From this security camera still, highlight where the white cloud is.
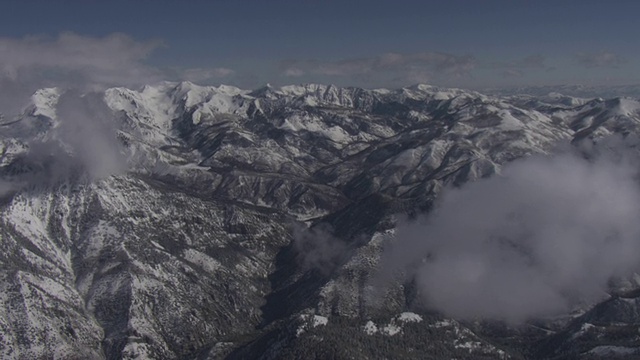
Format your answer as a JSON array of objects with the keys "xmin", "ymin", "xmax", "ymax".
[
  {"xmin": 283, "ymin": 67, "xmax": 305, "ymax": 77},
  {"xmin": 489, "ymin": 55, "xmax": 547, "ymax": 70},
  {"xmin": 0, "ymin": 32, "xmax": 164, "ymax": 87},
  {"xmin": 281, "ymin": 51, "xmax": 476, "ymax": 85},
  {"xmin": 379, "ymin": 136, "xmax": 640, "ymax": 322},
  {"xmin": 576, "ymin": 51, "xmax": 625, "ymax": 68},
  {"xmin": 180, "ymin": 67, "xmax": 235, "ymax": 82}
]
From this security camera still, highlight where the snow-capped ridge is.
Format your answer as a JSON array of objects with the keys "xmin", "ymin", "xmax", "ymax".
[
  {"xmin": 30, "ymin": 88, "xmax": 61, "ymax": 120},
  {"xmin": 5, "ymin": 80, "xmax": 640, "ymax": 359}
]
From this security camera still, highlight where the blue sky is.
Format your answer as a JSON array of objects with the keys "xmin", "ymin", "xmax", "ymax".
[{"xmin": 0, "ymin": 0, "xmax": 638, "ymax": 90}]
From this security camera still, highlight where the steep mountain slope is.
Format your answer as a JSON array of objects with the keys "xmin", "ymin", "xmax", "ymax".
[{"xmin": 1, "ymin": 82, "xmax": 640, "ymax": 359}]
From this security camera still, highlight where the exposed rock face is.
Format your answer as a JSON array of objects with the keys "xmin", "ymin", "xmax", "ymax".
[{"xmin": 2, "ymin": 82, "xmax": 640, "ymax": 359}]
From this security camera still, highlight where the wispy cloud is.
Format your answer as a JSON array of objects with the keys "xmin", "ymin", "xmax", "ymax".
[
  {"xmin": 0, "ymin": 32, "xmax": 164, "ymax": 87},
  {"xmin": 0, "ymin": 32, "xmax": 234, "ymax": 116},
  {"xmin": 179, "ymin": 67, "xmax": 235, "ymax": 82},
  {"xmin": 281, "ymin": 51, "xmax": 476, "ymax": 85},
  {"xmin": 0, "ymin": 32, "xmax": 238, "ymax": 88},
  {"xmin": 487, "ymin": 55, "xmax": 550, "ymax": 79},
  {"xmin": 282, "ymin": 67, "xmax": 305, "ymax": 77},
  {"xmin": 489, "ymin": 54, "xmax": 547, "ymax": 70},
  {"xmin": 0, "ymin": 32, "xmax": 161, "ymax": 115},
  {"xmin": 575, "ymin": 51, "xmax": 625, "ymax": 68},
  {"xmin": 501, "ymin": 69, "xmax": 524, "ymax": 78},
  {"xmin": 0, "ymin": 90, "xmax": 127, "ymax": 195},
  {"xmin": 0, "ymin": 32, "xmax": 238, "ymax": 188},
  {"xmin": 293, "ymin": 223, "xmax": 348, "ymax": 274}
]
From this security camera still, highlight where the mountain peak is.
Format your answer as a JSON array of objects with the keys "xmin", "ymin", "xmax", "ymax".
[{"xmin": 30, "ymin": 87, "xmax": 61, "ymax": 119}]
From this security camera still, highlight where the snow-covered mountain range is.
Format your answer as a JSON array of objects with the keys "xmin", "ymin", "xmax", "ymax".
[{"xmin": 2, "ymin": 81, "xmax": 640, "ymax": 359}]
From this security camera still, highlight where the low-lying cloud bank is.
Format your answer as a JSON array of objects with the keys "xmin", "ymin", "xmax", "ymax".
[{"xmin": 380, "ymin": 137, "xmax": 640, "ymax": 322}]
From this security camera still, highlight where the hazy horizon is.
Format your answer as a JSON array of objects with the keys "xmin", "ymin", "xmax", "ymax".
[{"xmin": 1, "ymin": 0, "xmax": 638, "ymax": 92}]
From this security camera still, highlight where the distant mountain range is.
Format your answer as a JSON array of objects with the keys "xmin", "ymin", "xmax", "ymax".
[{"xmin": 484, "ymin": 83, "xmax": 640, "ymax": 99}]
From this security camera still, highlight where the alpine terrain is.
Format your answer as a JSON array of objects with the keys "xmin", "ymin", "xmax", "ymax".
[{"xmin": 2, "ymin": 81, "xmax": 640, "ymax": 359}]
